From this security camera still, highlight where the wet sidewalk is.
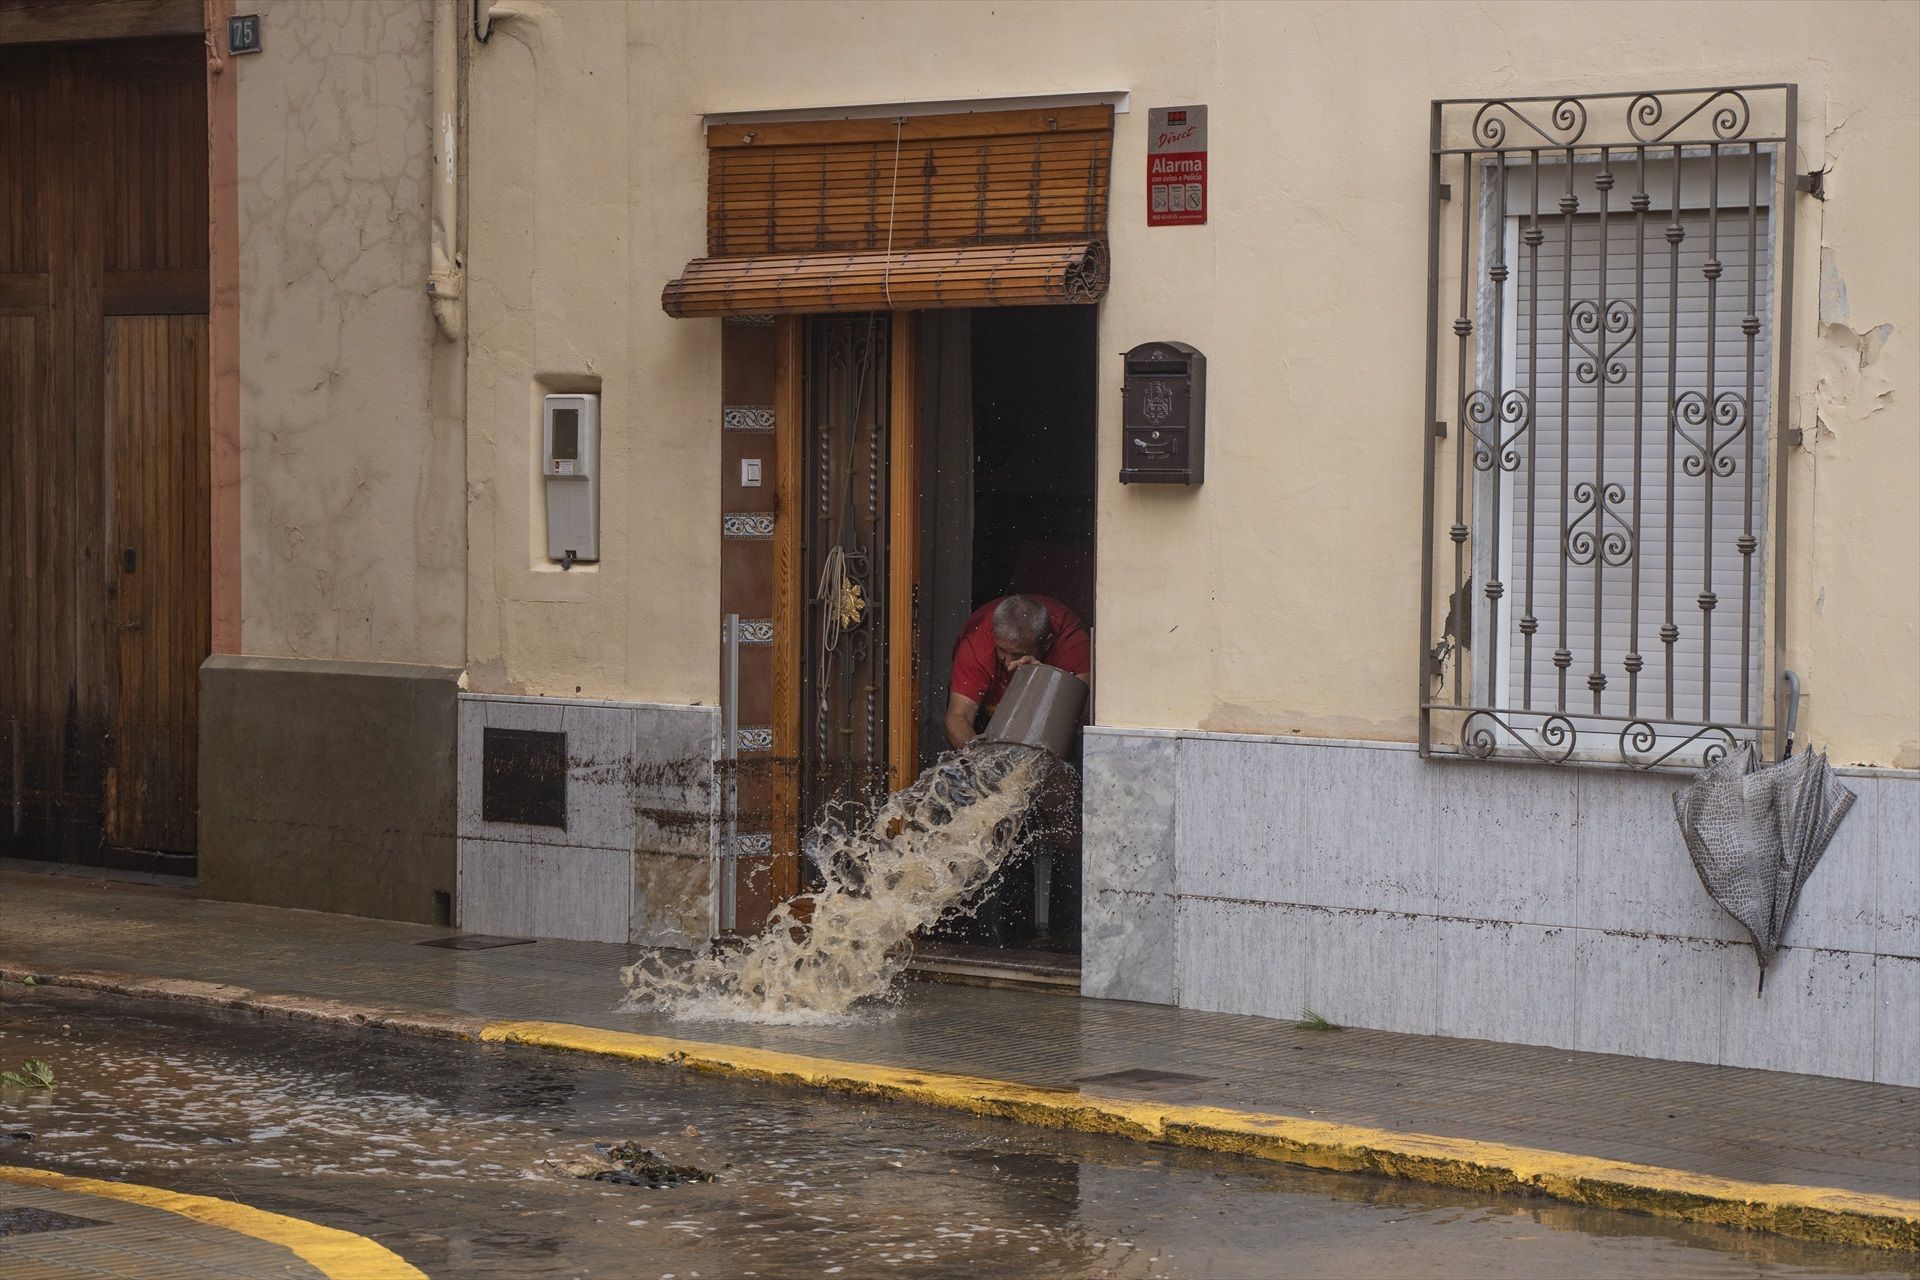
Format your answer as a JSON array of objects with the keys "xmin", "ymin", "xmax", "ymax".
[{"xmin": 1, "ymin": 868, "xmax": 1915, "ymax": 1246}]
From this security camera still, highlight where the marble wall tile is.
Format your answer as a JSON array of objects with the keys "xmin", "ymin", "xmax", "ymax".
[
  {"xmin": 1082, "ymin": 731, "xmax": 1177, "ymax": 899},
  {"xmin": 633, "ymin": 704, "xmax": 720, "ymax": 859},
  {"xmin": 1177, "ymin": 897, "xmax": 1306, "ymax": 1022},
  {"xmin": 1869, "ymin": 775, "xmax": 1920, "ymax": 957},
  {"xmin": 558, "ymin": 700, "xmax": 640, "ymax": 853},
  {"xmin": 1572, "ymin": 930, "xmax": 1739, "ymax": 1066},
  {"xmin": 1781, "ymin": 790, "xmax": 1879, "ymax": 954},
  {"xmin": 1430, "ymin": 761, "xmax": 1577, "ymax": 926},
  {"xmin": 1081, "ymin": 889, "xmax": 1176, "ymax": 1006},
  {"xmin": 1176, "ymin": 737, "xmax": 1436, "ymax": 916},
  {"xmin": 1872, "ymin": 954, "xmax": 1920, "ymax": 1086},
  {"xmin": 632, "ymin": 852, "xmax": 713, "ymax": 949},
  {"xmin": 1718, "ymin": 945, "xmax": 1875, "ymax": 1080},
  {"xmin": 1434, "ymin": 919, "xmax": 1576, "ymax": 1048},
  {"xmin": 1179, "ymin": 897, "xmax": 1436, "ymax": 1034},
  {"xmin": 1574, "ymin": 768, "xmax": 1747, "ymax": 944},
  {"xmin": 458, "ymin": 838, "xmax": 631, "ymax": 943}
]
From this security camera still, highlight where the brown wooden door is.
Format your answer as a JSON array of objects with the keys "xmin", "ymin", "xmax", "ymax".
[{"xmin": 0, "ymin": 37, "xmax": 209, "ymax": 865}]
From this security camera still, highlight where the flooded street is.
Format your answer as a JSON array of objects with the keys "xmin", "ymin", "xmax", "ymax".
[{"xmin": 0, "ymin": 985, "xmax": 1909, "ymax": 1279}]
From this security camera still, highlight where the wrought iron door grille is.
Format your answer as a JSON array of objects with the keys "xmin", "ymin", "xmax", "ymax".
[{"xmin": 1419, "ymin": 86, "xmax": 1798, "ymax": 770}]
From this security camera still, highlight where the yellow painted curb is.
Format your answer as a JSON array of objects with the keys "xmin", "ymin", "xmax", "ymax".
[
  {"xmin": 483, "ymin": 1019, "xmax": 1920, "ymax": 1252},
  {"xmin": 0, "ymin": 1164, "xmax": 426, "ymax": 1278}
]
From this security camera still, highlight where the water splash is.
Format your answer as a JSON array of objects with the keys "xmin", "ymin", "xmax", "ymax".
[{"xmin": 623, "ymin": 743, "xmax": 1053, "ymax": 1024}]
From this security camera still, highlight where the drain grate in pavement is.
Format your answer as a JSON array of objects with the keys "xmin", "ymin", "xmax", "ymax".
[
  {"xmin": 416, "ymin": 934, "xmax": 536, "ymax": 950},
  {"xmin": 0, "ymin": 1206, "xmax": 108, "ymax": 1237},
  {"xmin": 1076, "ymin": 1068, "xmax": 1213, "ymax": 1089}
]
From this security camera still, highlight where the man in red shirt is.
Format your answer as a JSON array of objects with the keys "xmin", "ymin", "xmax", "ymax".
[{"xmin": 944, "ymin": 594, "xmax": 1091, "ymax": 749}]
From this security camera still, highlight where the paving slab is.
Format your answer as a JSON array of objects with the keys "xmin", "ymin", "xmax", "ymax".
[{"xmin": 0, "ymin": 868, "xmax": 1915, "ymax": 1251}]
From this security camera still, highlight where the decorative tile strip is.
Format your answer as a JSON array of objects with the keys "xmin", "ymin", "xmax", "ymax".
[
  {"xmin": 722, "ymin": 513, "xmax": 775, "ymax": 540},
  {"xmin": 723, "ymin": 405, "xmax": 776, "ymax": 432},
  {"xmin": 722, "ymin": 618, "xmax": 774, "ymax": 646},
  {"xmin": 736, "ymin": 726, "xmax": 772, "ymax": 753},
  {"xmin": 732, "ymin": 832, "xmax": 772, "ymax": 857},
  {"xmin": 723, "ymin": 314, "xmax": 776, "ymax": 326}
]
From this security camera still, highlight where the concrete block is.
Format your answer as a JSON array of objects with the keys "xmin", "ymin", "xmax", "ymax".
[
  {"xmin": 1873, "ymin": 954, "xmax": 1920, "ymax": 1086},
  {"xmin": 458, "ymin": 838, "xmax": 631, "ymax": 944},
  {"xmin": 1431, "ymin": 760, "xmax": 1577, "ymax": 926},
  {"xmin": 199, "ymin": 655, "xmax": 458, "ymax": 925},
  {"xmin": 1081, "ymin": 888, "xmax": 1177, "ymax": 1005},
  {"xmin": 1434, "ymin": 919, "xmax": 1576, "ymax": 1048},
  {"xmin": 1719, "ymin": 944, "xmax": 1875, "ymax": 1080}
]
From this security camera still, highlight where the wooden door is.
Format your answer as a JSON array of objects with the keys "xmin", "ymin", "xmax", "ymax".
[{"xmin": 0, "ymin": 37, "xmax": 209, "ymax": 864}]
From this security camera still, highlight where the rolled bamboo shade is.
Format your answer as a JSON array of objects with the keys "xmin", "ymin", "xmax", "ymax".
[
  {"xmin": 662, "ymin": 241, "xmax": 1108, "ymax": 318},
  {"xmin": 665, "ymin": 104, "xmax": 1113, "ymax": 317}
]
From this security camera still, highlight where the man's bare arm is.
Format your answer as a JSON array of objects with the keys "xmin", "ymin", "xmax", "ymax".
[{"xmin": 945, "ymin": 691, "xmax": 981, "ymax": 749}]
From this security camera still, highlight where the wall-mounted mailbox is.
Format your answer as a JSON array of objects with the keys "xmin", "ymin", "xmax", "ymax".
[
  {"xmin": 542, "ymin": 393, "xmax": 600, "ymax": 566},
  {"xmin": 1121, "ymin": 341, "xmax": 1205, "ymax": 485}
]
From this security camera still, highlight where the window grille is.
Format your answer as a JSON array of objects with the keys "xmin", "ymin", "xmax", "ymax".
[{"xmin": 1419, "ymin": 87, "xmax": 1799, "ymax": 770}]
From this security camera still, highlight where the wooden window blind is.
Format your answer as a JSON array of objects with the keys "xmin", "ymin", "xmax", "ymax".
[{"xmin": 664, "ymin": 104, "xmax": 1113, "ymax": 318}]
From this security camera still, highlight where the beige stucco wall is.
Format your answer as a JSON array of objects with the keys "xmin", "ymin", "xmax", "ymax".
[
  {"xmin": 236, "ymin": 0, "xmax": 465, "ymax": 665},
  {"xmin": 462, "ymin": 0, "xmax": 1918, "ymax": 767}
]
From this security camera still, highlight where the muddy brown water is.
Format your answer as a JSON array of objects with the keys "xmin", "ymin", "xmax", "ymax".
[{"xmin": 0, "ymin": 985, "xmax": 1911, "ymax": 1279}]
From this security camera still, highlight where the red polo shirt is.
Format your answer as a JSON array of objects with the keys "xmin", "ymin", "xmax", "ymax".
[{"xmin": 950, "ymin": 595, "xmax": 1091, "ymax": 714}]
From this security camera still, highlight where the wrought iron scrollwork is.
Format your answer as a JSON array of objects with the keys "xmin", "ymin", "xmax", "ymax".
[
  {"xmin": 1626, "ymin": 89, "xmax": 1752, "ymax": 144},
  {"xmin": 1565, "ymin": 482, "xmax": 1635, "ymax": 567},
  {"xmin": 1464, "ymin": 389, "xmax": 1531, "ymax": 472},
  {"xmin": 1471, "ymin": 98, "xmax": 1588, "ymax": 150},
  {"xmin": 1672, "ymin": 390, "xmax": 1749, "ymax": 478},
  {"xmin": 1568, "ymin": 299, "xmax": 1637, "ymax": 386},
  {"xmin": 1619, "ymin": 720, "xmax": 1738, "ymax": 769},
  {"xmin": 1461, "ymin": 710, "xmax": 1579, "ymax": 764}
]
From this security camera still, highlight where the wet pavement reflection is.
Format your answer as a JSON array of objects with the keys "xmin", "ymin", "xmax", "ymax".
[{"xmin": 0, "ymin": 986, "xmax": 1910, "ymax": 1278}]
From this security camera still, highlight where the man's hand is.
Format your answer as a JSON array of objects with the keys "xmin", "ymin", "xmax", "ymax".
[
  {"xmin": 1004, "ymin": 654, "xmax": 1040, "ymax": 672},
  {"xmin": 945, "ymin": 691, "xmax": 982, "ymax": 750}
]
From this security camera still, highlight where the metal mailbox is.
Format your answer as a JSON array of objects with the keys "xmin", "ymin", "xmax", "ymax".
[{"xmin": 1120, "ymin": 340, "xmax": 1205, "ymax": 485}]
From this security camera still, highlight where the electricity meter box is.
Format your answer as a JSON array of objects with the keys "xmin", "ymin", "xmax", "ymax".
[
  {"xmin": 542, "ymin": 393, "xmax": 600, "ymax": 564},
  {"xmin": 1120, "ymin": 341, "xmax": 1206, "ymax": 485}
]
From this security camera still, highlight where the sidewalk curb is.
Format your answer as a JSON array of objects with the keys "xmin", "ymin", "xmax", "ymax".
[
  {"xmin": 480, "ymin": 1020, "xmax": 1920, "ymax": 1253},
  {"xmin": 7, "ymin": 969, "xmax": 1915, "ymax": 1252},
  {"xmin": 0, "ymin": 1164, "xmax": 424, "ymax": 1279}
]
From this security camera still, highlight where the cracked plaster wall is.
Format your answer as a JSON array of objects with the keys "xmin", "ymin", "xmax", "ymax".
[
  {"xmin": 462, "ymin": 1, "xmax": 1916, "ymax": 766},
  {"xmin": 236, "ymin": 0, "xmax": 464, "ymax": 665}
]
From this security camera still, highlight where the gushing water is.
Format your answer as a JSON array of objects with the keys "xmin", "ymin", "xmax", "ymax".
[{"xmin": 622, "ymin": 743, "xmax": 1052, "ymax": 1024}]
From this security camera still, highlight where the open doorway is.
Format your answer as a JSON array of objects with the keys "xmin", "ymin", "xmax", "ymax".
[{"xmin": 916, "ymin": 306, "xmax": 1099, "ymax": 962}]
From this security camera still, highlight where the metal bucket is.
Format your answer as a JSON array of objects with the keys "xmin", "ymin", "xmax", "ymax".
[{"xmin": 976, "ymin": 664, "xmax": 1087, "ymax": 759}]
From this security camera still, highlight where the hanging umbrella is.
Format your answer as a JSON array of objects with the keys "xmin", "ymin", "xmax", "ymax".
[{"xmin": 1672, "ymin": 745, "xmax": 1857, "ymax": 991}]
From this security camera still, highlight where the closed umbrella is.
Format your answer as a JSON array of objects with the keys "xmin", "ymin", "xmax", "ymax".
[{"xmin": 1672, "ymin": 746, "xmax": 1857, "ymax": 991}]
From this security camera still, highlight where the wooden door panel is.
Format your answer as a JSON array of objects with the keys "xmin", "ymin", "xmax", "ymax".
[{"xmin": 104, "ymin": 314, "xmax": 209, "ymax": 851}]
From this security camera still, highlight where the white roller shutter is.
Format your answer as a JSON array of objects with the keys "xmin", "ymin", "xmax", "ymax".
[{"xmin": 1500, "ymin": 202, "xmax": 1773, "ymax": 731}]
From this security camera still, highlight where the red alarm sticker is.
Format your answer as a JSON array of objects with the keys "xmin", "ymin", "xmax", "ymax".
[{"xmin": 1147, "ymin": 104, "xmax": 1207, "ymax": 227}]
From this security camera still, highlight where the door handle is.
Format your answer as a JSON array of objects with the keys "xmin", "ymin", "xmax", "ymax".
[{"xmin": 122, "ymin": 547, "xmax": 137, "ymax": 573}]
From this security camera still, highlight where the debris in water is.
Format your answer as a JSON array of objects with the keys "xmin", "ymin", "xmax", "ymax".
[
  {"xmin": 623, "ymin": 743, "xmax": 1057, "ymax": 1023},
  {"xmin": 546, "ymin": 1143, "xmax": 717, "ymax": 1189}
]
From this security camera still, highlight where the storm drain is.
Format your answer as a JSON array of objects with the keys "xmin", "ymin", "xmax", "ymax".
[
  {"xmin": 0, "ymin": 1206, "xmax": 107, "ymax": 1237},
  {"xmin": 417, "ymin": 934, "xmax": 535, "ymax": 950},
  {"xmin": 1076, "ymin": 1068, "xmax": 1213, "ymax": 1090}
]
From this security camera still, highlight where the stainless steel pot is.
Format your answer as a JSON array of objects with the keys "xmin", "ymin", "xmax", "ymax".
[{"xmin": 976, "ymin": 663, "xmax": 1088, "ymax": 759}]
